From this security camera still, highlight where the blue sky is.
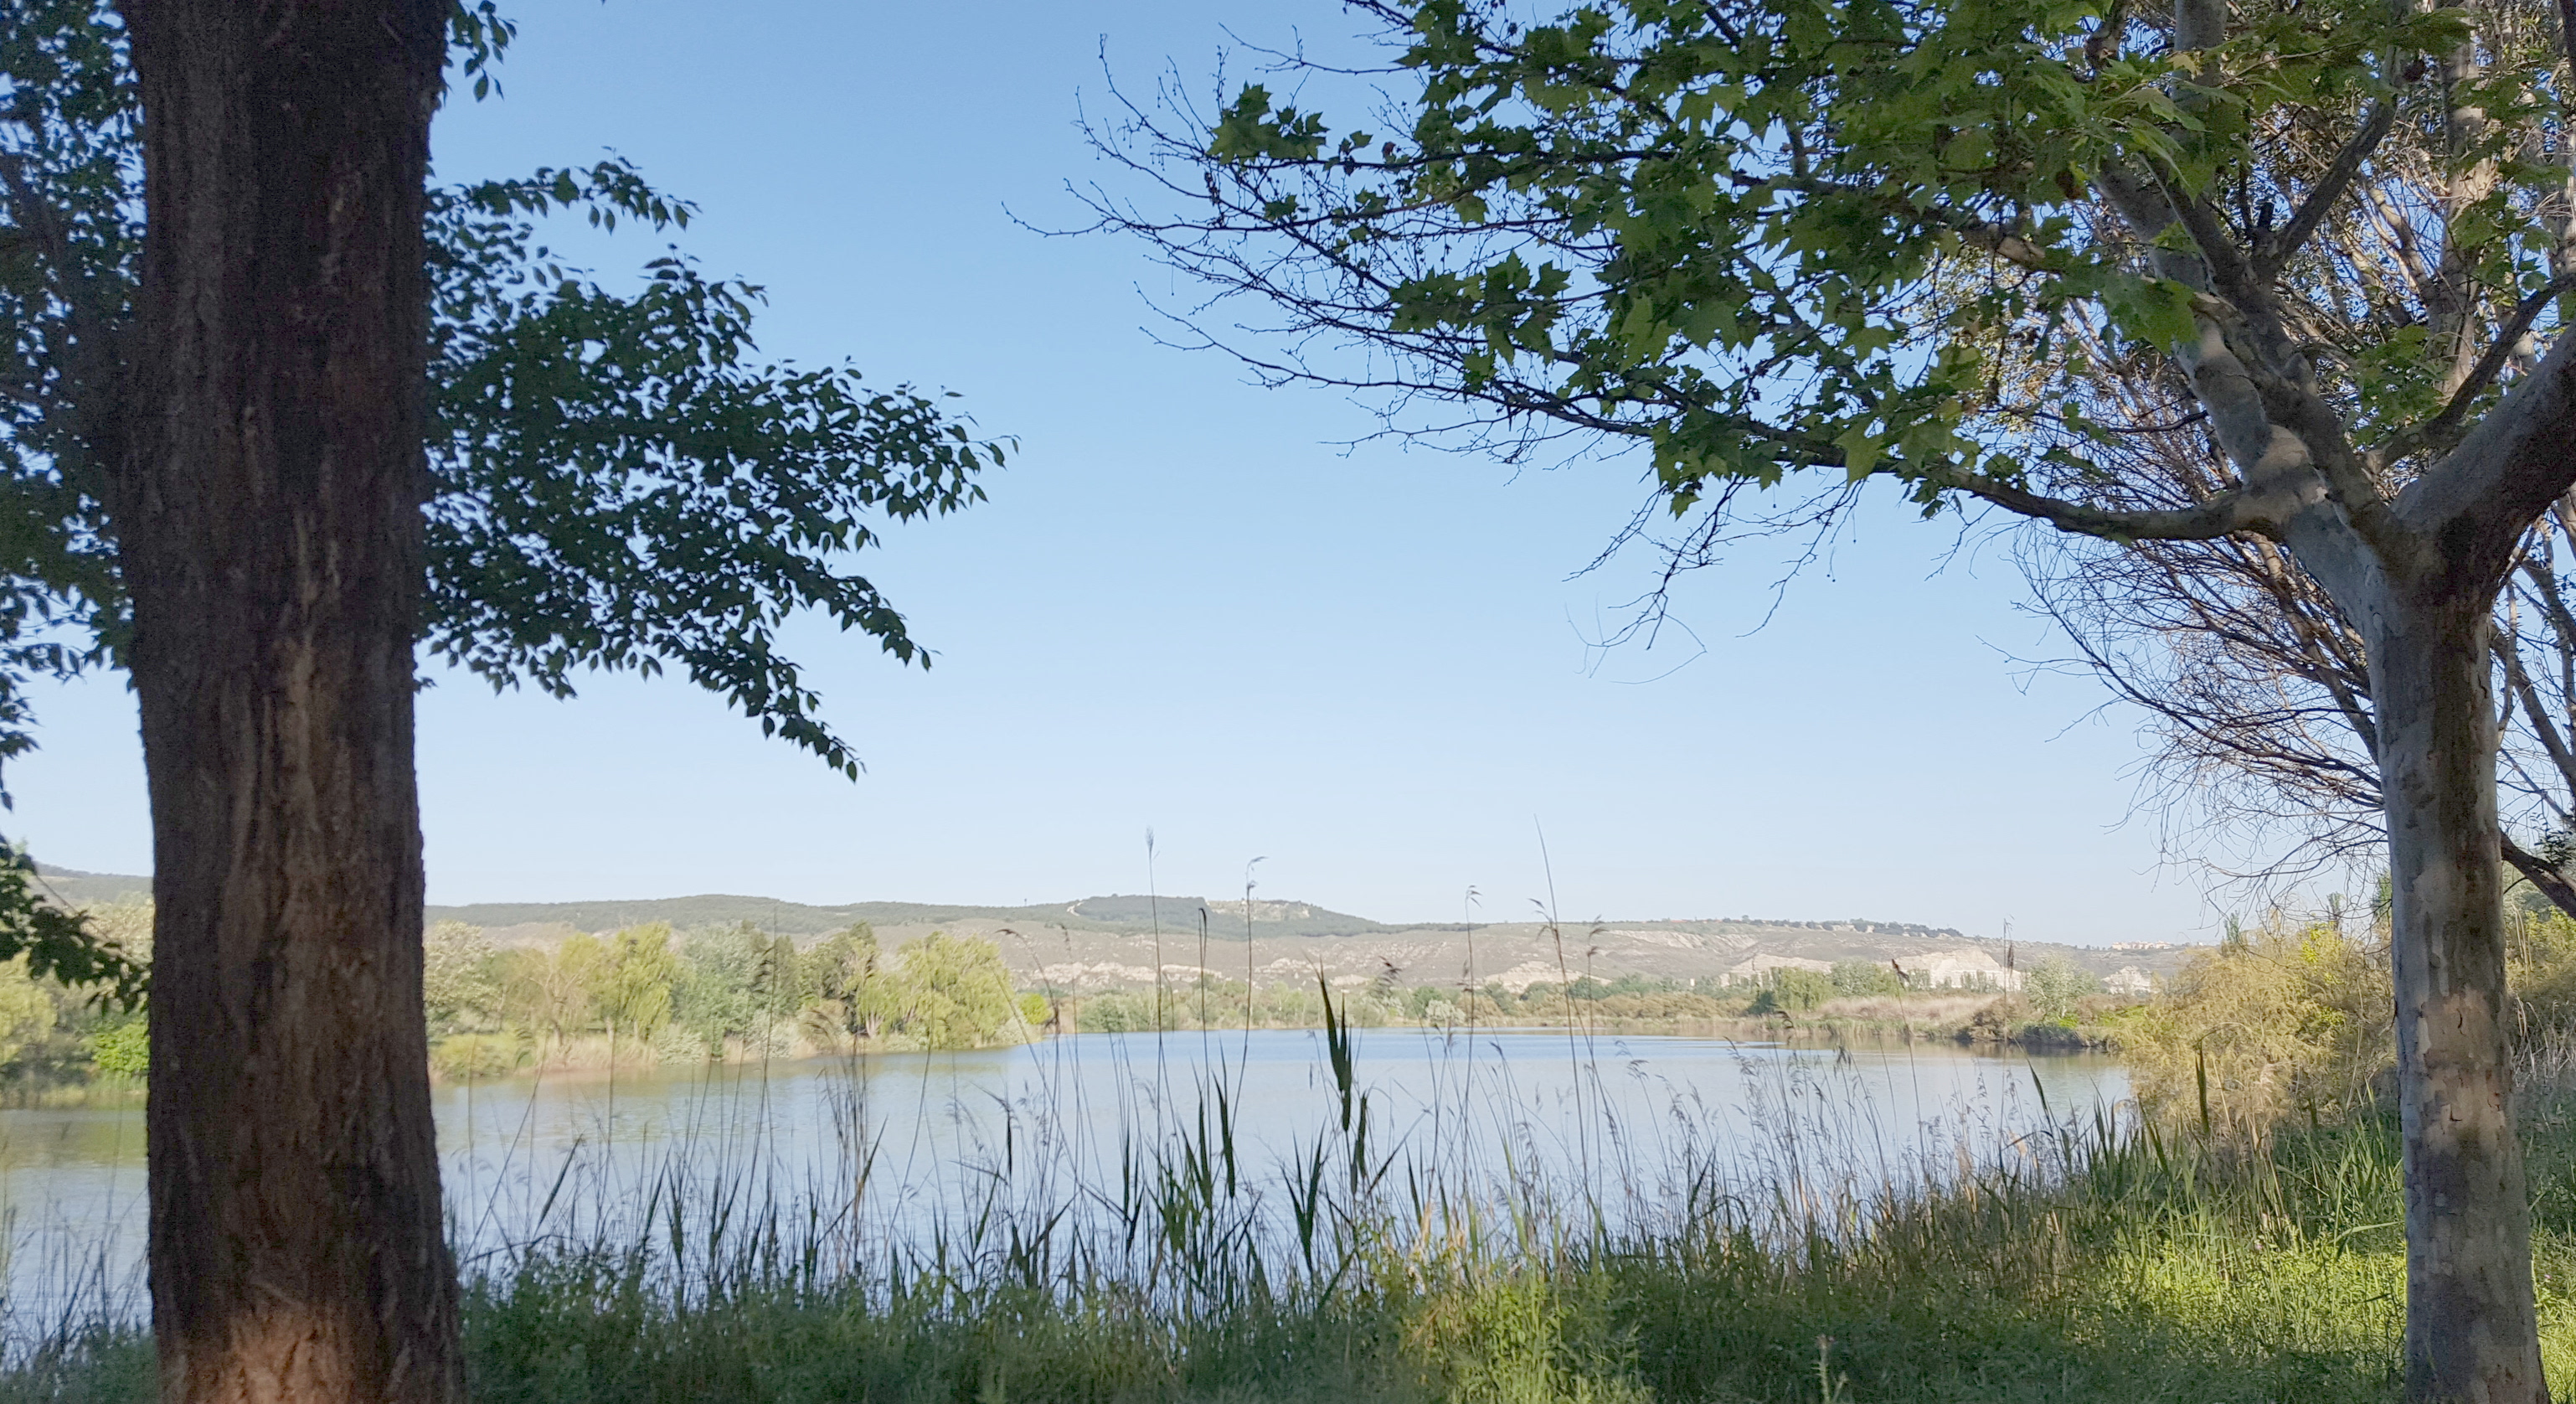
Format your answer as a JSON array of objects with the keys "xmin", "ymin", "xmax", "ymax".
[{"xmin": 10, "ymin": 0, "xmax": 2246, "ymax": 942}]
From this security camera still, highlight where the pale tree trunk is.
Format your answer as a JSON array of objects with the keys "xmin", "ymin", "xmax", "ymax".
[
  {"xmin": 2078, "ymin": 2, "xmax": 2572, "ymax": 1386},
  {"xmin": 2372, "ymin": 590, "xmax": 2547, "ymax": 1403},
  {"xmin": 109, "ymin": 3, "xmax": 462, "ymax": 1403}
]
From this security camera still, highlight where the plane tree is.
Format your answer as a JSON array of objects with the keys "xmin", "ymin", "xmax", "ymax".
[
  {"xmin": 2015, "ymin": 309, "xmax": 2576, "ymax": 916},
  {"xmin": 1086, "ymin": 0, "xmax": 2576, "ymax": 1396},
  {"xmin": 0, "ymin": 2, "xmax": 999, "ymax": 1399}
]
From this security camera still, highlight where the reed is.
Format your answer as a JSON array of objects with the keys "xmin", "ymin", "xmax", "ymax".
[{"xmin": 4, "ymin": 1009, "xmax": 2570, "ymax": 1403}]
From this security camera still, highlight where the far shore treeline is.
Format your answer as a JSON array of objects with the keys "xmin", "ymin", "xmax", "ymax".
[
  {"xmin": 13, "ymin": 890, "xmax": 2560, "ymax": 1129},
  {"xmin": 23, "ymin": 896, "xmax": 2576, "ymax": 1110},
  {"xmin": 16, "ymin": 900, "xmax": 2141, "ymax": 1091}
]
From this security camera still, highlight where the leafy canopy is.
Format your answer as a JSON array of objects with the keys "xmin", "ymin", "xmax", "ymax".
[
  {"xmin": 1105, "ymin": 0, "xmax": 2559, "ymax": 528},
  {"xmin": 1, "ymin": 0, "xmax": 1002, "ymax": 782},
  {"xmin": 0, "ymin": 2, "xmax": 1004, "ymax": 989}
]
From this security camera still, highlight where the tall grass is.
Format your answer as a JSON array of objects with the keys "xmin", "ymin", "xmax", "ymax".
[{"xmin": 3, "ymin": 1004, "xmax": 2568, "ymax": 1403}]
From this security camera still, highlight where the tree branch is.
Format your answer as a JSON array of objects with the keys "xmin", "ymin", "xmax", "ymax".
[
  {"xmin": 1946, "ymin": 468, "xmax": 2283, "ymax": 541},
  {"xmin": 2152, "ymin": 166, "xmax": 2261, "ymax": 304},
  {"xmin": 2395, "ymin": 310, "xmax": 2576, "ymax": 589},
  {"xmin": 1955, "ymin": 219, "xmax": 2056, "ymax": 272},
  {"xmin": 0, "ymin": 147, "xmax": 124, "ymax": 495},
  {"xmin": 2376, "ymin": 274, "xmax": 2576, "ymax": 467},
  {"xmin": 2502, "ymin": 833, "xmax": 2576, "ymax": 920},
  {"xmin": 2098, "ymin": 162, "xmax": 2406, "ymax": 569},
  {"xmin": 2504, "ymin": 637, "xmax": 2576, "ymax": 804},
  {"xmin": 2254, "ymin": 101, "xmax": 2396, "ymax": 281}
]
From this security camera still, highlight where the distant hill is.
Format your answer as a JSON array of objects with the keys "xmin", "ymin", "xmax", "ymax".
[
  {"xmin": 28, "ymin": 870, "xmax": 1396, "ymax": 940},
  {"xmin": 29, "ymin": 865, "xmax": 152, "ymax": 908},
  {"xmin": 28, "ymin": 865, "xmax": 2201, "ymax": 988},
  {"xmin": 421, "ymin": 892, "xmax": 1399, "ymax": 940}
]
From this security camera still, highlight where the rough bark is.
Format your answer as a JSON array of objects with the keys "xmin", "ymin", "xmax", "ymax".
[
  {"xmin": 108, "ymin": 3, "xmax": 461, "ymax": 1403},
  {"xmin": 2372, "ymin": 589, "xmax": 2547, "ymax": 1404}
]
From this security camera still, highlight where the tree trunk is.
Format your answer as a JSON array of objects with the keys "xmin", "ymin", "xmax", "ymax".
[
  {"xmin": 2372, "ymin": 589, "xmax": 2549, "ymax": 1404},
  {"xmin": 110, "ymin": 3, "xmax": 461, "ymax": 1403}
]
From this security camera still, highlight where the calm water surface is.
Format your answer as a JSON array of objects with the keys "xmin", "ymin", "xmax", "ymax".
[{"xmin": 0, "ymin": 1029, "xmax": 2125, "ymax": 1330}]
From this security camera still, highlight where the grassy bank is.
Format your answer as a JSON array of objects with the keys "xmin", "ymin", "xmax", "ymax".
[
  {"xmin": 8, "ymin": 1041, "xmax": 2576, "ymax": 1404},
  {"xmin": 0, "ymin": 1108, "xmax": 2531, "ymax": 1402}
]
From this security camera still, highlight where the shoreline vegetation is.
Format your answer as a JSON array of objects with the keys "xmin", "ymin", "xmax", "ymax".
[
  {"xmin": 0, "ymin": 895, "xmax": 2429, "ymax": 1107},
  {"xmin": 8, "ymin": 906, "xmax": 2576, "ymax": 1398},
  {"xmin": 0, "ymin": 901, "xmax": 2146, "ymax": 1107},
  {"xmin": 19, "ymin": 891, "xmax": 2562, "ymax": 1105}
]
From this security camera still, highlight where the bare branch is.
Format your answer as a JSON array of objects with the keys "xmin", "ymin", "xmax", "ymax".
[
  {"xmin": 2504, "ymin": 639, "xmax": 2576, "ymax": 804},
  {"xmin": 2502, "ymin": 834, "xmax": 2576, "ymax": 918},
  {"xmin": 2255, "ymin": 101, "xmax": 2396, "ymax": 281},
  {"xmin": 1946, "ymin": 467, "xmax": 2280, "ymax": 541}
]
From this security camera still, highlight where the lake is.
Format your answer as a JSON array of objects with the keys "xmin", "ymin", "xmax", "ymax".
[{"xmin": 0, "ymin": 1028, "xmax": 2126, "ymax": 1332}]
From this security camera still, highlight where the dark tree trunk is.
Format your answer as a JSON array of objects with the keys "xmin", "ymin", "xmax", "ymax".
[
  {"xmin": 2372, "ymin": 589, "xmax": 2548, "ymax": 1404},
  {"xmin": 109, "ymin": 3, "xmax": 461, "ymax": 1403}
]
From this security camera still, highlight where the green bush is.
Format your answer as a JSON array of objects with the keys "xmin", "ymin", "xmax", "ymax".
[
  {"xmin": 1830, "ymin": 959, "xmax": 1905, "ymax": 998},
  {"xmin": 87, "ymin": 1018, "xmax": 146, "ymax": 1078},
  {"xmin": 1751, "ymin": 967, "xmax": 1833, "ymax": 1014},
  {"xmin": 2024, "ymin": 956, "xmax": 2099, "ymax": 1023},
  {"xmin": 430, "ymin": 1032, "xmax": 528, "ymax": 1081},
  {"xmin": 2123, "ymin": 921, "xmax": 2389, "ymax": 1131}
]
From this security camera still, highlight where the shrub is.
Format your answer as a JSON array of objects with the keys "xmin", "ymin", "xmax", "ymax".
[
  {"xmin": 1075, "ymin": 990, "xmax": 1161, "ymax": 1034},
  {"xmin": 1750, "ymin": 968, "xmax": 1832, "ymax": 1015},
  {"xmin": 2023, "ymin": 957, "xmax": 2099, "ymax": 1023},
  {"xmin": 88, "ymin": 1017, "xmax": 147, "ymax": 1078},
  {"xmin": 432, "ymin": 1032, "xmax": 528, "ymax": 1081},
  {"xmin": 2121, "ymin": 921, "xmax": 2389, "ymax": 1133},
  {"xmin": 1831, "ymin": 959, "xmax": 1905, "ymax": 998},
  {"xmin": 0, "ymin": 955, "xmax": 57, "ymax": 1066}
]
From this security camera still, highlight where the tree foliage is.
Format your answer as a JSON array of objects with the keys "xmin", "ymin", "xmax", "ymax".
[
  {"xmin": 0, "ymin": 0, "xmax": 1003, "ymax": 981},
  {"xmin": 1750, "ymin": 966, "xmax": 1833, "ymax": 1013},
  {"xmin": 890, "ymin": 932, "xmax": 1026, "ymax": 1050},
  {"xmin": 2022, "ymin": 954, "xmax": 2100, "ymax": 1020},
  {"xmin": 423, "ymin": 164, "xmax": 997, "ymax": 776},
  {"xmin": 1830, "ymin": 958, "xmax": 1906, "ymax": 997},
  {"xmin": 417, "ymin": 921, "xmax": 1028, "ymax": 1065},
  {"xmin": 599, "ymin": 923, "xmax": 679, "ymax": 1047},
  {"xmin": 424, "ymin": 920, "xmax": 500, "ymax": 1040},
  {"xmin": 672, "ymin": 922, "xmax": 808, "ymax": 1052},
  {"xmin": 1091, "ymin": 0, "xmax": 2566, "ymax": 559}
]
